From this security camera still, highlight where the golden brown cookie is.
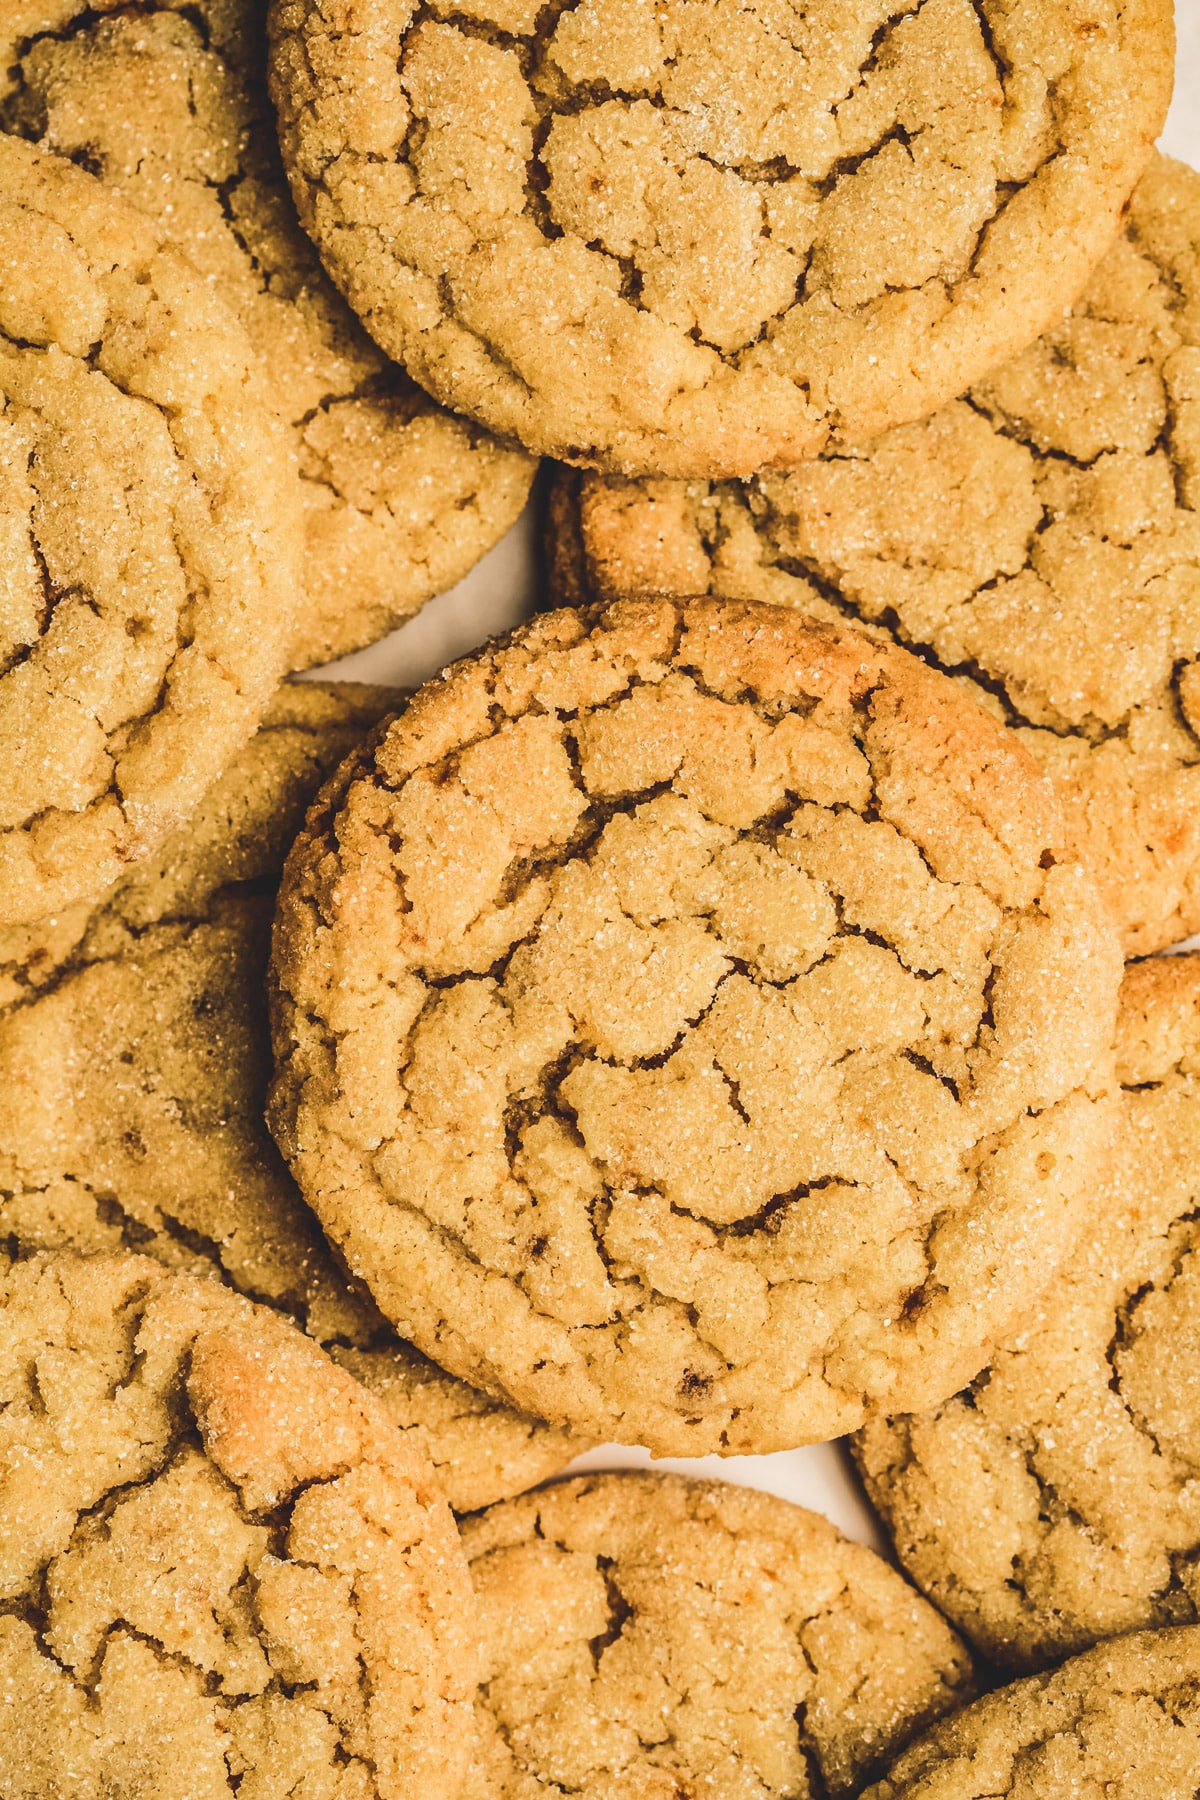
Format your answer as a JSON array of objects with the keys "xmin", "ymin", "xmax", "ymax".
[
  {"xmin": 547, "ymin": 154, "xmax": 1200, "ymax": 955},
  {"xmin": 0, "ymin": 682, "xmax": 586, "ymax": 1513},
  {"xmin": 460, "ymin": 1472, "xmax": 974, "ymax": 1798},
  {"xmin": 268, "ymin": 597, "xmax": 1122, "ymax": 1456},
  {"xmin": 860, "ymin": 1627, "xmax": 1200, "ymax": 1800},
  {"xmin": 266, "ymin": 0, "xmax": 1172, "ymax": 479},
  {"xmin": 2, "ymin": 0, "xmax": 536, "ymax": 671},
  {"xmin": 0, "ymin": 1249, "xmax": 477, "ymax": 1800},
  {"xmin": 0, "ymin": 131, "xmax": 299, "ymax": 927},
  {"xmin": 853, "ymin": 951, "xmax": 1200, "ymax": 1670}
]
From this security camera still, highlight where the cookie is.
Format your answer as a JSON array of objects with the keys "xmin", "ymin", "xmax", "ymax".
[
  {"xmin": 268, "ymin": 597, "xmax": 1122, "ymax": 1456},
  {"xmin": 547, "ymin": 153, "xmax": 1200, "ymax": 955},
  {"xmin": 267, "ymin": 0, "xmax": 1171, "ymax": 479},
  {"xmin": 853, "ymin": 951, "xmax": 1200, "ymax": 1670},
  {"xmin": 2, "ymin": 1, "xmax": 536, "ymax": 670},
  {"xmin": 860, "ymin": 1627, "xmax": 1200, "ymax": 1800},
  {"xmin": 0, "ymin": 682, "xmax": 587, "ymax": 1513},
  {"xmin": 0, "ymin": 132, "xmax": 299, "ymax": 928},
  {"xmin": 0, "ymin": 1248, "xmax": 476, "ymax": 1800},
  {"xmin": 460, "ymin": 1472, "xmax": 974, "ymax": 1798}
]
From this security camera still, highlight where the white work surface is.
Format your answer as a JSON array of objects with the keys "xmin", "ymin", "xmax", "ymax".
[{"xmin": 299, "ymin": 55, "xmax": 1200, "ymax": 1547}]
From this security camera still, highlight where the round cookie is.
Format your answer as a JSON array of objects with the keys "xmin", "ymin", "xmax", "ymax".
[
  {"xmin": 547, "ymin": 154, "xmax": 1200, "ymax": 955},
  {"xmin": 268, "ymin": 597, "xmax": 1122, "ymax": 1455},
  {"xmin": 860, "ymin": 1627, "xmax": 1200, "ymax": 1800},
  {"xmin": 0, "ymin": 681, "xmax": 587, "ymax": 1514},
  {"xmin": 0, "ymin": 131, "xmax": 299, "ymax": 928},
  {"xmin": 267, "ymin": 0, "xmax": 1172, "ymax": 479},
  {"xmin": 460, "ymin": 1472, "xmax": 975, "ymax": 1798},
  {"xmin": 2, "ymin": 0, "xmax": 536, "ymax": 670},
  {"xmin": 0, "ymin": 1248, "xmax": 477, "ymax": 1800},
  {"xmin": 853, "ymin": 951, "xmax": 1200, "ymax": 1670}
]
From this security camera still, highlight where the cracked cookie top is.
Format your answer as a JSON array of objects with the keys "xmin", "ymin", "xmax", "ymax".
[
  {"xmin": 0, "ymin": 682, "xmax": 587, "ymax": 1514},
  {"xmin": 0, "ymin": 131, "xmax": 299, "ymax": 928},
  {"xmin": 853, "ymin": 951, "xmax": 1200, "ymax": 1671},
  {"xmin": 860, "ymin": 1627, "xmax": 1200, "ymax": 1799},
  {"xmin": 266, "ymin": 0, "xmax": 1171, "ymax": 478},
  {"xmin": 458, "ymin": 1472, "xmax": 974, "ymax": 1798},
  {"xmin": 268, "ymin": 598, "xmax": 1122, "ymax": 1455},
  {"xmin": 547, "ymin": 153, "xmax": 1200, "ymax": 955},
  {"xmin": 0, "ymin": 1250, "xmax": 477, "ymax": 1800},
  {"xmin": 1, "ymin": 0, "xmax": 535, "ymax": 670}
]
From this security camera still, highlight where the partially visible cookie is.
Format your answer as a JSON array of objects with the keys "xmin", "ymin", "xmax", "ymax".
[
  {"xmin": 269, "ymin": 597, "xmax": 1122, "ymax": 1456},
  {"xmin": 2, "ymin": 0, "xmax": 535, "ymax": 669},
  {"xmin": 0, "ymin": 1250, "xmax": 477, "ymax": 1800},
  {"xmin": 460, "ymin": 1472, "xmax": 973, "ymax": 1798},
  {"xmin": 854, "ymin": 952, "xmax": 1200, "ymax": 1670},
  {"xmin": 860, "ymin": 1628, "xmax": 1200, "ymax": 1800},
  {"xmin": 0, "ymin": 132, "xmax": 299, "ymax": 926},
  {"xmin": 0, "ymin": 682, "xmax": 587, "ymax": 1513},
  {"xmin": 268, "ymin": 0, "xmax": 1171, "ymax": 477},
  {"xmin": 547, "ymin": 153, "xmax": 1200, "ymax": 954}
]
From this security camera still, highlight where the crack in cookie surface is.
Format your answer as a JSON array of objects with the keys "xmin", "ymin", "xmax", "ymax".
[
  {"xmin": 1, "ymin": 0, "xmax": 535, "ymax": 670},
  {"xmin": 551, "ymin": 154, "xmax": 1200, "ymax": 952},
  {"xmin": 268, "ymin": 598, "xmax": 1122, "ymax": 1454},
  {"xmin": 853, "ymin": 952, "xmax": 1200, "ymax": 1671},
  {"xmin": 265, "ymin": 0, "xmax": 1171, "ymax": 475},
  {"xmin": 0, "ymin": 1250, "xmax": 477, "ymax": 1800},
  {"xmin": 458, "ymin": 1473, "xmax": 974, "ymax": 1799}
]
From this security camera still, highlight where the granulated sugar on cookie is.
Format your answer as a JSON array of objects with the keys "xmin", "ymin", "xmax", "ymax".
[
  {"xmin": 860, "ymin": 1627, "xmax": 1200, "ymax": 1799},
  {"xmin": 1, "ymin": 0, "xmax": 535, "ymax": 669},
  {"xmin": 268, "ymin": 598, "xmax": 1122, "ymax": 1455},
  {"xmin": 547, "ymin": 154, "xmax": 1200, "ymax": 955},
  {"xmin": 0, "ymin": 683, "xmax": 587, "ymax": 1513},
  {"xmin": 268, "ymin": 0, "xmax": 1172, "ymax": 477},
  {"xmin": 459, "ymin": 1471, "xmax": 973, "ymax": 1798},
  {"xmin": 0, "ymin": 133, "xmax": 299, "ymax": 927},
  {"xmin": 0, "ymin": 1249, "xmax": 477, "ymax": 1800},
  {"xmin": 854, "ymin": 952, "xmax": 1200, "ymax": 1669}
]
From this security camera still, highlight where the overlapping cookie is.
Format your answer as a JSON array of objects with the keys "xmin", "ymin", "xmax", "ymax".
[
  {"xmin": 269, "ymin": 0, "xmax": 1171, "ymax": 477},
  {"xmin": 460, "ymin": 1472, "xmax": 974, "ymax": 1797},
  {"xmin": 0, "ymin": 682, "xmax": 586, "ymax": 1513},
  {"xmin": 854, "ymin": 951, "xmax": 1200, "ymax": 1669},
  {"xmin": 0, "ymin": 1249, "xmax": 477, "ymax": 1800},
  {"xmin": 0, "ymin": 132, "xmax": 298, "ymax": 927},
  {"xmin": 2, "ymin": 0, "xmax": 536, "ymax": 669},
  {"xmin": 861, "ymin": 1628, "xmax": 1200, "ymax": 1799},
  {"xmin": 269, "ymin": 598, "xmax": 1122, "ymax": 1455},
  {"xmin": 549, "ymin": 154, "xmax": 1200, "ymax": 953}
]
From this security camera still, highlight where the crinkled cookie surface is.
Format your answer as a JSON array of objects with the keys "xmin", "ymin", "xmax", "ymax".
[
  {"xmin": 860, "ymin": 1627, "xmax": 1200, "ymax": 1800},
  {"xmin": 853, "ymin": 952, "xmax": 1200, "ymax": 1670},
  {"xmin": 1, "ymin": 0, "xmax": 535, "ymax": 670},
  {"xmin": 267, "ymin": 0, "xmax": 1171, "ymax": 477},
  {"xmin": 0, "ymin": 131, "xmax": 299, "ymax": 927},
  {"xmin": 269, "ymin": 598, "xmax": 1122, "ymax": 1455},
  {"xmin": 548, "ymin": 154, "xmax": 1200, "ymax": 954},
  {"xmin": 0, "ymin": 682, "xmax": 586, "ymax": 1514},
  {"xmin": 0, "ymin": 1250, "xmax": 477, "ymax": 1800},
  {"xmin": 460, "ymin": 1473, "xmax": 974, "ymax": 1798}
]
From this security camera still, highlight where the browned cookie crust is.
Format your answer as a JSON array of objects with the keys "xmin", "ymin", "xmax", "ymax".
[
  {"xmin": 460, "ymin": 1473, "xmax": 974, "ymax": 1798},
  {"xmin": 860, "ymin": 1627, "xmax": 1200, "ymax": 1799},
  {"xmin": 268, "ymin": 597, "xmax": 1121, "ymax": 1455},
  {"xmin": 547, "ymin": 154, "xmax": 1200, "ymax": 955},
  {"xmin": 1, "ymin": 0, "xmax": 535, "ymax": 670},
  {"xmin": 854, "ymin": 951, "xmax": 1200, "ymax": 1670},
  {"xmin": 0, "ymin": 683, "xmax": 587, "ymax": 1514},
  {"xmin": 267, "ymin": 0, "xmax": 1171, "ymax": 478},
  {"xmin": 0, "ymin": 132, "xmax": 299, "ymax": 927},
  {"xmin": 0, "ymin": 1249, "xmax": 477, "ymax": 1800}
]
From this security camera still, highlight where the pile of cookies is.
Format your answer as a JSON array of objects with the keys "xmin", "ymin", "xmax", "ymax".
[{"xmin": 2, "ymin": 0, "xmax": 1199, "ymax": 1794}]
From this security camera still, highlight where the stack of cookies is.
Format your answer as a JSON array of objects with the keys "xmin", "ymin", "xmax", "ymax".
[{"xmin": 2, "ymin": 0, "xmax": 1199, "ymax": 1795}]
